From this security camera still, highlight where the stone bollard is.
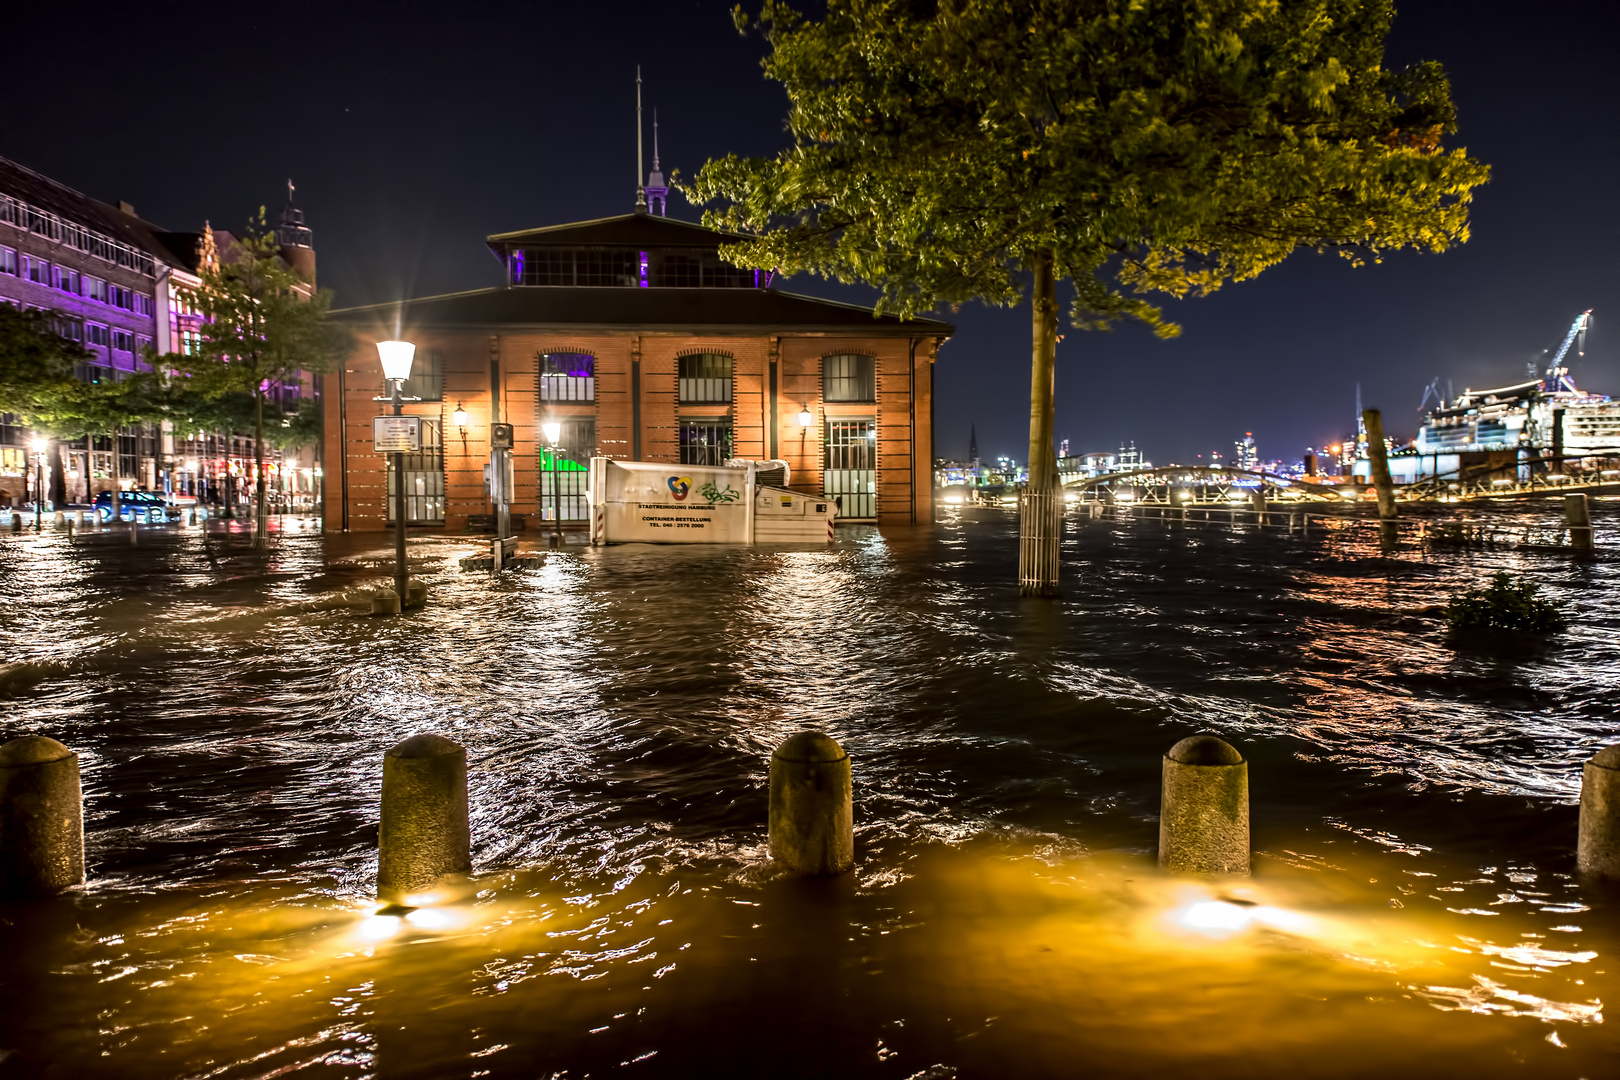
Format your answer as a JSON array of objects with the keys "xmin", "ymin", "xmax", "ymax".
[
  {"xmin": 1578, "ymin": 744, "xmax": 1620, "ymax": 879},
  {"xmin": 371, "ymin": 589, "xmax": 401, "ymax": 616},
  {"xmin": 189, "ymin": 509, "xmax": 197, "ymax": 526},
  {"xmin": 0, "ymin": 736, "xmax": 85, "ymax": 897},
  {"xmin": 52, "ymin": 511, "xmax": 64, "ymax": 527},
  {"xmin": 10, "ymin": 513, "xmax": 20, "ymax": 534},
  {"xmin": 378, "ymin": 734, "xmax": 471, "ymax": 905},
  {"xmin": 769, "ymin": 732, "xmax": 854, "ymax": 876},
  {"xmin": 1159, "ymin": 735, "xmax": 1250, "ymax": 876},
  {"xmin": 403, "ymin": 579, "xmax": 428, "ymax": 610},
  {"xmin": 1566, "ymin": 493, "xmax": 1594, "ymax": 551}
]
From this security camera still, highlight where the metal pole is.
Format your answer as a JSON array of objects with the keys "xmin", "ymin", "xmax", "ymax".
[
  {"xmin": 552, "ymin": 445, "xmax": 562, "ymax": 548},
  {"xmin": 34, "ymin": 453, "xmax": 43, "ymax": 531},
  {"xmin": 392, "ymin": 380, "xmax": 408, "ymax": 602}
]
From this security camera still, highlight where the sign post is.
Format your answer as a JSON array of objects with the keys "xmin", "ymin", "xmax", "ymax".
[
  {"xmin": 372, "ymin": 416, "xmax": 422, "ymax": 454},
  {"xmin": 490, "ymin": 423, "xmax": 514, "ymax": 541}
]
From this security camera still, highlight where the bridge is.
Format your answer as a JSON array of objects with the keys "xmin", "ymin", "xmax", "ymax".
[
  {"xmin": 1062, "ymin": 465, "xmax": 1344, "ymax": 503},
  {"xmin": 1060, "ymin": 455, "xmax": 1620, "ymax": 504}
]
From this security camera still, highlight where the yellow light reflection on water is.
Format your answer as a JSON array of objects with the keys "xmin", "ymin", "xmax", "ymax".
[{"xmin": 12, "ymin": 841, "xmax": 1610, "ymax": 1078}]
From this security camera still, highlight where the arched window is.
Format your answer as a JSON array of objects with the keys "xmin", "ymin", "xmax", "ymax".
[
  {"xmin": 539, "ymin": 352, "xmax": 595, "ymax": 402},
  {"xmin": 822, "ymin": 354, "xmax": 876, "ymax": 403},
  {"xmin": 678, "ymin": 353, "xmax": 732, "ymax": 404}
]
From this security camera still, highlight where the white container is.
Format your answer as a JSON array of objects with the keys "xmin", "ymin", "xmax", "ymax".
[{"xmin": 587, "ymin": 458, "xmax": 834, "ymax": 545}]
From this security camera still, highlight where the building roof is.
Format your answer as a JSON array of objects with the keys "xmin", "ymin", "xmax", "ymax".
[
  {"xmin": 331, "ymin": 284, "xmax": 953, "ymax": 337},
  {"xmin": 486, "ymin": 212, "xmax": 746, "ymax": 250},
  {"xmin": 0, "ymin": 154, "xmax": 179, "ymax": 271}
]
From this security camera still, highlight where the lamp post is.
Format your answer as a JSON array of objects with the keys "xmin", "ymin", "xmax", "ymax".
[
  {"xmin": 376, "ymin": 340, "xmax": 417, "ymax": 604},
  {"xmin": 30, "ymin": 437, "xmax": 47, "ymax": 531},
  {"xmin": 542, "ymin": 421, "xmax": 562, "ymax": 549}
]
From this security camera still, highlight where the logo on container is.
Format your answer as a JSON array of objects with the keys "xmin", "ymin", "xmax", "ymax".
[{"xmin": 668, "ymin": 476, "xmax": 693, "ymax": 501}]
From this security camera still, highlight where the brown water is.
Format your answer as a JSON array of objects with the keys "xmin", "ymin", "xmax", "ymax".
[{"xmin": 1, "ymin": 504, "xmax": 1617, "ymax": 1078}]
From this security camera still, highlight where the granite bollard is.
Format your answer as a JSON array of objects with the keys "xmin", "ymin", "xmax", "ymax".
[
  {"xmin": 0, "ymin": 736, "xmax": 85, "ymax": 897},
  {"xmin": 403, "ymin": 579, "xmax": 428, "ymax": 611},
  {"xmin": 769, "ymin": 732, "xmax": 854, "ymax": 876},
  {"xmin": 370, "ymin": 589, "xmax": 401, "ymax": 616},
  {"xmin": 1578, "ymin": 744, "xmax": 1620, "ymax": 879},
  {"xmin": 377, "ymin": 733, "xmax": 471, "ymax": 905},
  {"xmin": 1159, "ymin": 735, "xmax": 1250, "ymax": 876}
]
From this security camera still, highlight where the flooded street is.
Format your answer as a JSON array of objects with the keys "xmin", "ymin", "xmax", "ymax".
[{"xmin": 2, "ymin": 505, "xmax": 1618, "ymax": 1078}]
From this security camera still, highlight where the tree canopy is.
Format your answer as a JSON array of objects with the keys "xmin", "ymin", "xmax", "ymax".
[
  {"xmin": 0, "ymin": 305, "xmax": 164, "ymax": 442},
  {"xmin": 689, "ymin": 0, "xmax": 1489, "ymax": 592},
  {"xmin": 167, "ymin": 214, "xmax": 348, "ymax": 542},
  {"xmin": 693, "ymin": 0, "xmax": 1488, "ymax": 329}
]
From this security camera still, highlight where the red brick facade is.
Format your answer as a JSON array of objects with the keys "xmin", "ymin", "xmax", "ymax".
[{"xmin": 324, "ymin": 327, "xmax": 943, "ymax": 532}]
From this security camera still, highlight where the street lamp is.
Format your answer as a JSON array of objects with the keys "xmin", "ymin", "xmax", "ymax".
[
  {"xmin": 452, "ymin": 402, "xmax": 469, "ymax": 452},
  {"xmin": 542, "ymin": 420, "xmax": 562, "ymax": 549},
  {"xmin": 376, "ymin": 340, "xmax": 417, "ymax": 604},
  {"xmin": 30, "ymin": 437, "xmax": 47, "ymax": 531}
]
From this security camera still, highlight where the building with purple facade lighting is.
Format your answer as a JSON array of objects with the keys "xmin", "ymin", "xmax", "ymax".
[{"xmin": 0, "ymin": 156, "xmax": 323, "ymax": 512}]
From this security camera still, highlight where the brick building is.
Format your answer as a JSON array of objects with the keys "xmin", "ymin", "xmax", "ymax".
[{"xmin": 324, "ymin": 211, "xmax": 951, "ymax": 533}]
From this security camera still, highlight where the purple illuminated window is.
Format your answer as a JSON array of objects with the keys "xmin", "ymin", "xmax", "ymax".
[
  {"xmin": 510, "ymin": 250, "xmax": 525, "ymax": 284},
  {"xmin": 539, "ymin": 352, "xmax": 595, "ymax": 401},
  {"xmin": 640, "ymin": 250, "xmax": 648, "ymax": 288}
]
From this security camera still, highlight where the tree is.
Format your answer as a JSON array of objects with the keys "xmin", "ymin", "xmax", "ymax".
[
  {"xmin": 171, "ymin": 213, "xmax": 348, "ymax": 546},
  {"xmin": 689, "ymin": 0, "xmax": 1490, "ymax": 594},
  {"xmin": 0, "ymin": 305, "xmax": 164, "ymax": 513}
]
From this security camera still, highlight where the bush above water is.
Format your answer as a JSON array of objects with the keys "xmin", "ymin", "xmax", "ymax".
[{"xmin": 1446, "ymin": 572, "xmax": 1567, "ymax": 633}]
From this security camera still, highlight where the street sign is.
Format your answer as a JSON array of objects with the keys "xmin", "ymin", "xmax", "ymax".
[
  {"xmin": 491, "ymin": 423, "xmax": 515, "ymax": 450},
  {"xmin": 372, "ymin": 415, "xmax": 422, "ymax": 454}
]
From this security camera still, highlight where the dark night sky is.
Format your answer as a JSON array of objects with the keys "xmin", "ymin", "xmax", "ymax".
[{"xmin": 5, "ymin": 0, "xmax": 1616, "ymax": 465}]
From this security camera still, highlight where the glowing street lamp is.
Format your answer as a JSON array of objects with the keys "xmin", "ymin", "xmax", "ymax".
[
  {"xmin": 376, "ymin": 340, "xmax": 416, "ymax": 604},
  {"xmin": 30, "ymin": 436, "xmax": 47, "ymax": 531}
]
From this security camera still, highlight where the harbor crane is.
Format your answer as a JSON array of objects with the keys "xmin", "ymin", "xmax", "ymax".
[{"xmin": 1541, "ymin": 310, "xmax": 1593, "ymax": 394}]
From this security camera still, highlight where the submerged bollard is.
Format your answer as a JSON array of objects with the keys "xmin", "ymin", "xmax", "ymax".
[
  {"xmin": 377, "ymin": 733, "xmax": 471, "ymax": 905},
  {"xmin": 370, "ymin": 589, "xmax": 401, "ymax": 616},
  {"xmin": 769, "ymin": 732, "xmax": 854, "ymax": 876},
  {"xmin": 1578, "ymin": 744, "xmax": 1620, "ymax": 879},
  {"xmin": 403, "ymin": 579, "xmax": 428, "ymax": 610},
  {"xmin": 0, "ymin": 736, "xmax": 85, "ymax": 897},
  {"xmin": 10, "ymin": 513, "xmax": 20, "ymax": 533},
  {"xmin": 1159, "ymin": 735, "xmax": 1250, "ymax": 876},
  {"xmin": 1566, "ymin": 493, "xmax": 1594, "ymax": 551}
]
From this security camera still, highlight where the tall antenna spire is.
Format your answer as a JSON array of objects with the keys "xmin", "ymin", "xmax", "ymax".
[
  {"xmin": 635, "ymin": 67, "xmax": 649, "ymax": 213},
  {"xmin": 645, "ymin": 108, "xmax": 669, "ymax": 216}
]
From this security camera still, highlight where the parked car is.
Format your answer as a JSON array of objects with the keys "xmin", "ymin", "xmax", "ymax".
[{"xmin": 94, "ymin": 490, "xmax": 172, "ymax": 523}]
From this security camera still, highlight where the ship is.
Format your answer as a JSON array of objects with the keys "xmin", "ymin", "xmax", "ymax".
[{"xmin": 1401, "ymin": 311, "xmax": 1620, "ymax": 481}]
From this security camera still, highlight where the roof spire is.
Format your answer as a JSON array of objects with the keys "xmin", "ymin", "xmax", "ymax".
[
  {"xmin": 634, "ymin": 66, "xmax": 649, "ymax": 214},
  {"xmin": 645, "ymin": 108, "xmax": 669, "ymax": 217}
]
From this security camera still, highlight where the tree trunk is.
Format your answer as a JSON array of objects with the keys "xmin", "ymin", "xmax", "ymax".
[
  {"xmin": 48, "ymin": 439, "xmax": 66, "ymax": 507},
  {"xmin": 1018, "ymin": 248, "xmax": 1061, "ymax": 597},
  {"xmin": 109, "ymin": 430, "xmax": 121, "ymax": 523},
  {"xmin": 253, "ymin": 389, "xmax": 268, "ymax": 548}
]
